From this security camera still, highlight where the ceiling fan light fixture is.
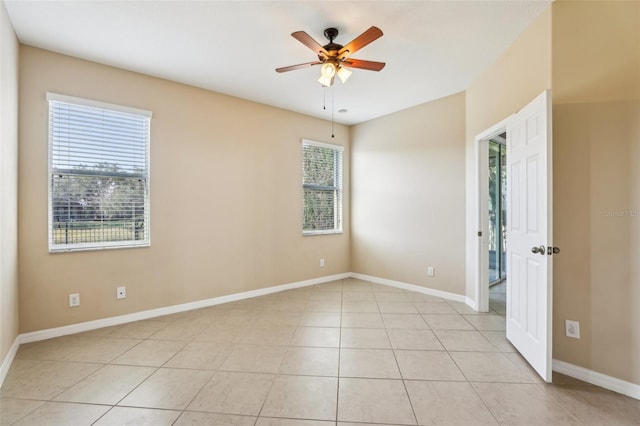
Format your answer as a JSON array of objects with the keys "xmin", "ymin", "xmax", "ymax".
[
  {"xmin": 318, "ymin": 74, "xmax": 335, "ymax": 87},
  {"xmin": 336, "ymin": 66, "xmax": 352, "ymax": 83},
  {"xmin": 320, "ymin": 62, "xmax": 336, "ymax": 78}
]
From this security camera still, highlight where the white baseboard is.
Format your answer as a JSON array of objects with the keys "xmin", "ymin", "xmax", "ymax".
[
  {"xmin": 0, "ymin": 335, "xmax": 20, "ymax": 388},
  {"xmin": 20, "ymin": 272, "xmax": 350, "ymax": 344},
  {"xmin": 553, "ymin": 359, "xmax": 640, "ymax": 400},
  {"xmin": 349, "ymin": 273, "xmax": 466, "ymax": 303},
  {"xmin": 465, "ymin": 296, "xmax": 479, "ymax": 311}
]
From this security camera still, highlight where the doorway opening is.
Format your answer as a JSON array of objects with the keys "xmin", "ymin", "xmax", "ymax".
[{"xmin": 488, "ymin": 134, "xmax": 507, "ymax": 316}]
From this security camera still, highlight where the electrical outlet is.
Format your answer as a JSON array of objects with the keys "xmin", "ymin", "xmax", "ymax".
[
  {"xmin": 427, "ymin": 266, "xmax": 434, "ymax": 277},
  {"xmin": 320, "ymin": 258, "xmax": 325, "ymax": 267},
  {"xmin": 116, "ymin": 286, "xmax": 126, "ymax": 299},
  {"xmin": 565, "ymin": 320, "xmax": 580, "ymax": 339},
  {"xmin": 69, "ymin": 293, "xmax": 80, "ymax": 307}
]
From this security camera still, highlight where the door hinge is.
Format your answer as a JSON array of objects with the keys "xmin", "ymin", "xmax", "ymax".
[{"xmin": 477, "ymin": 231, "xmax": 482, "ymax": 237}]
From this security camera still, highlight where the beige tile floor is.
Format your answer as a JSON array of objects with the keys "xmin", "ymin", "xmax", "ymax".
[{"xmin": 1, "ymin": 278, "xmax": 639, "ymax": 425}]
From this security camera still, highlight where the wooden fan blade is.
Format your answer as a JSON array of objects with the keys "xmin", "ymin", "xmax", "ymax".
[
  {"xmin": 291, "ymin": 31, "xmax": 329, "ymax": 57},
  {"xmin": 338, "ymin": 26, "xmax": 383, "ymax": 58},
  {"xmin": 341, "ymin": 58, "xmax": 386, "ymax": 71},
  {"xmin": 276, "ymin": 61, "xmax": 323, "ymax": 73}
]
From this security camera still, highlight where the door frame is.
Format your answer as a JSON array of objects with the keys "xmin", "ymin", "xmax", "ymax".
[{"xmin": 471, "ymin": 116, "xmax": 513, "ymax": 313}]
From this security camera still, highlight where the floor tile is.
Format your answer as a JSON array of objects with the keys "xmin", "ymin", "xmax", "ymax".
[
  {"xmin": 104, "ymin": 320, "xmax": 168, "ymax": 339},
  {"xmin": 342, "ymin": 301, "xmax": 379, "ymax": 313},
  {"xmin": 93, "ymin": 406, "xmax": 181, "ymax": 425},
  {"xmin": 149, "ymin": 322, "xmax": 209, "ymax": 340},
  {"xmin": 341, "ymin": 280, "xmax": 373, "ymax": 291},
  {"xmin": 405, "ymin": 380, "xmax": 498, "ymax": 425},
  {"xmin": 308, "ymin": 291, "xmax": 342, "ymax": 302},
  {"xmin": 337, "ymin": 378, "xmax": 416, "ymax": 425},
  {"xmin": 0, "ymin": 398, "xmax": 45, "ymax": 425},
  {"xmin": 257, "ymin": 312, "xmax": 303, "ymax": 326},
  {"xmin": 433, "ymin": 330, "xmax": 497, "ymax": 352},
  {"xmin": 341, "ymin": 313, "xmax": 384, "ymax": 328},
  {"xmin": 342, "ymin": 292, "xmax": 376, "ymax": 302},
  {"xmin": 450, "ymin": 352, "xmax": 541, "ymax": 383},
  {"xmin": 473, "ymin": 382, "xmax": 580, "ymax": 425},
  {"xmin": 306, "ymin": 300, "xmax": 342, "ymax": 313},
  {"xmin": 341, "ymin": 328, "xmax": 391, "ymax": 349},
  {"xmin": 298, "ymin": 312, "xmax": 341, "ymax": 327},
  {"xmin": 413, "ymin": 302, "xmax": 457, "ymax": 314},
  {"xmin": 0, "ymin": 359, "xmax": 101, "ymax": 400},
  {"xmin": 387, "ymin": 329, "xmax": 444, "ymax": 350},
  {"xmin": 422, "ymin": 314, "xmax": 474, "ymax": 330},
  {"xmin": 290, "ymin": 327, "xmax": 340, "ymax": 347},
  {"xmin": 480, "ymin": 330, "xmax": 516, "ymax": 352},
  {"xmin": 4, "ymin": 279, "xmax": 638, "ymax": 426},
  {"xmin": 11, "ymin": 401, "xmax": 109, "ymax": 426},
  {"xmin": 193, "ymin": 325, "xmax": 247, "ymax": 343},
  {"xmin": 220, "ymin": 344, "xmax": 288, "ymax": 373},
  {"xmin": 337, "ymin": 423, "xmax": 402, "ymax": 426},
  {"xmin": 381, "ymin": 314, "xmax": 428, "ymax": 329},
  {"xmin": 119, "ymin": 368, "xmax": 211, "ymax": 410},
  {"xmin": 261, "ymin": 375, "xmax": 337, "ymax": 421},
  {"xmin": 53, "ymin": 364, "xmax": 155, "ymax": 404},
  {"xmin": 111, "ymin": 339, "xmax": 186, "ymax": 367},
  {"xmin": 265, "ymin": 301, "xmax": 309, "ymax": 313},
  {"xmin": 257, "ymin": 418, "xmax": 334, "ymax": 426},
  {"xmin": 188, "ymin": 371, "xmax": 274, "ymax": 416},
  {"xmin": 395, "ymin": 350, "xmax": 465, "ymax": 381},
  {"xmin": 164, "ymin": 341, "xmax": 234, "ymax": 370},
  {"xmin": 406, "ymin": 293, "xmax": 448, "ymax": 303},
  {"xmin": 241, "ymin": 326, "xmax": 296, "ymax": 345},
  {"xmin": 463, "ymin": 314, "xmax": 506, "ymax": 331},
  {"xmin": 175, "ymin": 411, "xmax": 257, "ymax": 425},
  {"xmin": 502, "ymin": 352, "xmax": 545, "ymax": 382},
  {"xmin": 279, "ymin": 347, "xmax": 339, "ymax": 376},
  {"xmin": 543, "ymin": 384, "xmax": 640, "ymax": 425},
  {"xmin": 375, "ymin": 292, "xmax": 410, "ymax": 302},
  {"xmin": 377, "ymin": 302, "xmax": 418, "ymax": 314},
  {"xmin": 16, "ymin": 336, "xmax": 140, "ymax": 363},
  {"xmin": 447, "ymin": 301, "xmax": 484, "ymax": 315},
  {"xmin": 340, "ymin": 349, "xmax": 400, "ymax": 378},
  {"xmin": 371, "ymin": 284, "xmax": 404, "ymax": 293},
  {"xmin": 313, "ymin": 281, "xmax": 343, "ymax": 292}
]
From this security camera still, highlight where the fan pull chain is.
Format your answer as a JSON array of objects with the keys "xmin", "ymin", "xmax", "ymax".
[
  {"xmin": 331, "ymin": 85, "xmax": 335, "ymax": 138},
  {"xmin": 323, "ymin": 88, "xmax": 326, "ymax": 110}
]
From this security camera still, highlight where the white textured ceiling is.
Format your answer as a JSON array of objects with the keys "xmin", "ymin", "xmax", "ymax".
[{"xmin": 5, "ymin": 0, "xmax": 551, "ymax": 125}]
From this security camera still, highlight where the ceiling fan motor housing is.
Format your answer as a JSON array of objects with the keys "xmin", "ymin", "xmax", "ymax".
[{"xmin": 322, "ymin": 27, "xmax": 344, "ymax": 58}]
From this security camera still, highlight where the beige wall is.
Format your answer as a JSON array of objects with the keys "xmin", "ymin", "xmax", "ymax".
[
  {"xmin": 552, "ymin": 0, "xmax": 640, "ymax": 384},
  {"xmin": 464, "ymin": 7, "xmax": 552, "ymax": 299},
  {"xmin": 0, "ymin": 0, "xmax": 20, "ymax": 367},
  {"xmin": 350, "ymin": 93, "xmax": 466, "ymax": 295},
  {"xmin": 18, "ymin": 47, "xmax": 350, "ymax": 333}
]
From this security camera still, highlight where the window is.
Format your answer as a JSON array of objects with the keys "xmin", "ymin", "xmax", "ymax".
[
  {"xmin": 302, "ymin": 139, "xmax": 343, "ymax": 234},
  {"xmin": 47, "ymin": 93, "xmax": 151, "ymax": 252}
]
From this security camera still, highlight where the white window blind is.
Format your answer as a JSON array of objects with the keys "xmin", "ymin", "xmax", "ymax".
[
  {"xmin": 302, "ymin": 140, "xmax": 343, "ymax": 235},
  {"xmin": 47, "ymin": 93, "xmax": 152, "ymax": 252}
]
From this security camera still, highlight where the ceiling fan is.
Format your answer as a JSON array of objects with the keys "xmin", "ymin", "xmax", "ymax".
[{"xmin": 276, "ymin": 26, "xmax": 385, "ymax": 87}]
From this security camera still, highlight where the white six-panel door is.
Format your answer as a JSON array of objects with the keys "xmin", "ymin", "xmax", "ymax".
[{"xmin": 506, "ymin": 90, "xmax": 553, "ymax": 382}]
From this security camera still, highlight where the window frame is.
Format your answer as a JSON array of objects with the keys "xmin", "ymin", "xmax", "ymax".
[
  {"xmin": 301, "ymin": 139, "xmax": 344, "ymax": 236},
  {"xmin": 47, "ymin": 92, "xmax": 152, "ymax": 253}
]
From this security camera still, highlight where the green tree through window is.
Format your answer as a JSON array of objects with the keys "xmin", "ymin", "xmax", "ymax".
[
  {"xmin": 302, "ymin": 140, "xmax": 343, "ymax": 234},
  {"xmin": 48, "ymin": 93, "xmax": 151, "ymax": 251}
]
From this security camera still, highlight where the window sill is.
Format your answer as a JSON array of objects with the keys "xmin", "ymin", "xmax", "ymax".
[
  {"xmin": 49, "ymin": 241, "xmax": 150, "ymax": 253},
  {"xmin": 303, "ymin": 230, "xmax": 343, "ymax": 236}
]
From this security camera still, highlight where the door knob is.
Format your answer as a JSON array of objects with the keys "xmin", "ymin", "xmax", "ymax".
[{"xmin": 531, "ymin": 245, "xmax": 546, "ymax": 255}]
